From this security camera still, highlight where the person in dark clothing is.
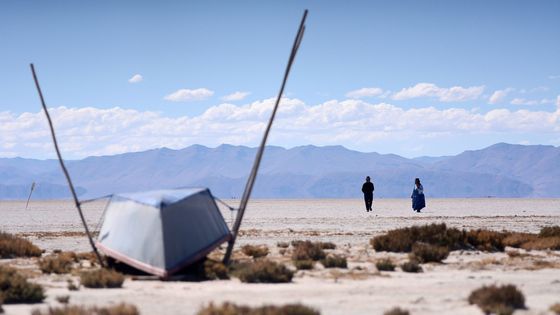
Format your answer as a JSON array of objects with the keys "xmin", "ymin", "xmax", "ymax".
[
  {"xmin": 361, "ymin": 176, "xmax": 374, "ymax": 212},
  {"xmin": 411, "ymin": 177, "xmax": 426, "ymax": 213}
]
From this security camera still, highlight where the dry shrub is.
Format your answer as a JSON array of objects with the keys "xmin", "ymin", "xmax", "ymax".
[
  {"xmin": 294, "ymin": 260, "xmax": 314, "ymax": 270},
  {"xmin": 502, "ymin": 233, "xmax": 538, "ymax": 248},
  {"xmin": 410, "ymin": 243, "xmax": 449, "ymax": 263},
  {"xmin": 376, "ymin": 258, "xmax": 395, "ymax": 271},
  {"xmin": 80, "ymin": 269, "xmax": 124, "ymax": 288},
  {"xmin": 466, "ymin": 229, "xmax": 507, "ymax": 251},
  {"xmin": 521, "ymin": 237, "xmax": 560, "ymax": 251},
  {"xmin": 550, "ymin": 303, "xmax": 560, "ymax": 315},
  {"xmin": 401, "ymin": 260, "xmax": 422, "ymax": 273},
  {"xmin": 39, "ymin": 253, "xmax": 75, "ymax": 274},
  {"xmin": 318, "ymin": 242, "xmax": 336, "ymax": 250},
  {"xmin": 370, "ymin": 223, "xmax": 466, "ymax": 252},
  {"xmin": 383, "ymin": 307, "xmax": 409, "ymax": 315},
  {"xmin": 540, "ymin": 226, "xmax": 560, "ymax": 238},
  {"xmin": 203, "ymin": 259, "xmax": 229, "ymax": 280},
  {"xmin": 292, "ymin": 241, "xmax": 326, "ymax": 261},
  {"xmin": 0, "ymin": 231, "xmax": 42, "ymax": 258},
  {"xmin": 235, "ymin": 260, "xmax": 293, "ymax": 283},
  {"xmin": 468, "ymin": 284, "xmax": 525, "ymax": 315},
  {"xmin": 277, "ymin": 242, "xmax": 289, "ymax": 248},
  {"xmin": 0, "ymin": 265, "xmax": 45, "ymax": 304},
  {"xmin": 55, "ymin": 295, "xmax": 70, "ymax": 304},
  {"xmin": 196, "ymin": 302, "xmax": 320, "ymax": 315},
  {"xmin": 242, "ymin": 245, "xmax": 269, "ymax": 259},
  {"xmin": 31, "ymin": 303, "xmax": 139, "ymax": 315},
  {"xmin": 67, "ymin": 280, "xmax": 79, "ymax": 291},
  {"xmin": 321, "ymin": 255, "xmax": 347, "ymax": 269}
]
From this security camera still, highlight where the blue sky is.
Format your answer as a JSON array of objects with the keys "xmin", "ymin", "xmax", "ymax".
[{"xmin": 1, "ymin": 0, "xmax": 559, "ymax": 159}]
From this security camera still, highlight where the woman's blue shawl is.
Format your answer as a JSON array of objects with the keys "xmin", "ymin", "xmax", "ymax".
[{"xmin": 411, "ymin": 187, "xmax": 426, "ymax": 211}]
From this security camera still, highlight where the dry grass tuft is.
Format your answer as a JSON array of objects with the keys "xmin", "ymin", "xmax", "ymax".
[
  {"xmin": 242, "ymin": 245, "xmax": 269, "ymax": 259},
  {"xmin": 383, "ymin": 307, "xmax": 409, "ymax": 315},
  {"xmin": 520, "ymin": 237, "xmax": 560, "ymax": 251},
  {"xmin": 0, "ymin": 265, "xmax": 45, "ymax": 304},
  {"xmin": 292, "ymin": 241, "xmax": 326, "ymax": 261},
  {"xmin": 277, "ymin": 242, "xmax": 290, "ymax": 248},
  {"xmin": 540, "ymin": 226, "xmax": 560, "ymax": 238},
  {"xmin": 468, "ymin": 284, "xmax": 525, "ymax": 315},
  {"xmin": 31, "ymin": 303, "xmax": 139, "ymax": 315},
  {"xmin": 318, "ymin": 242, "xmax": 336, "ymax": 250},
  {"xmin": 550, "ymin": 303, "xmax": 560, "ymax": 315},
  {"xmin": 39, "ymin": 253, "xmax": 75, "ymax": 274},
  {"xmin": 0, "ymin": 231, "xmax": 42, "ymax": 258},
  {"xmin": 410, "ymin": 242, "xmax": 449, "ymax": 263},
  {"xmin": 67, "ymin": 280, "xmax": 79, "ymax": 291},
  {"xmin": 196, "ymin": 302, "xmax": 320, "ymax": 315},
  {"xmin": 321, "ymin": 255, "xmax": 347, "ymax": 269},
  {"xmin": 234, "ymin": 260, "xmax": 293, "ymax": 283},
  {"xmin": 466, "ymin": 229, "xmax": 507, "ymax": 251},
  {"xmin": 80, "ymin": 269, "xmax": 124, "ymax": 288},
  {"xmin": 401, "ymin": 260, "xmax": 422, "ymax": 273},
  {"xmin": 370, "ymin": 223, "xmax": 466, "ymax": 252},
  {"xmin": 293, "ymin": 260, "xmax": 314, "ymax": 270},
  {"xmin": 203, "ymin": 259, "xmax": 229, "ymax": 280},
  {"xmin": 55, "ymin": 295, "xmax": 70, "ymax": 304},
  {"xmin": 376, "ymin": 258, "xmax": 396, "ymax": 271}
]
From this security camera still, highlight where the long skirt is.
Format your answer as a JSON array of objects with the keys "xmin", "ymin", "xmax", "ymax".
[{"xmin": 412, "ymin": 193, "xmax": 425, "ymax": 211}]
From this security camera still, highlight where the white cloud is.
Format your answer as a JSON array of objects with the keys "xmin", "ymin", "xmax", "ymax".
[
  {"xmin": 392, "ymin": 83, "xmax": 484, "ymax": 102},
  {"xmin": 128, "ymin": 74, "xmax": 143, "ymax": 83},
  {"xmin": 164, "ymin": 88, "xmax": 214, "ymax": 102},
  {"xmin": 510, "ymin": 98, "xmax": 553, "ymax": 106},
  {"xmin": 557, "ymin": 95, "xmax": 560, "ymax": 110},
  {"xmin": 488, "ymin": 88, "xmax": 514, "ymax": 104},
  {"xmin": 346, "ymin": 87, "xmax": 384, "ymax": 99},
  {"xmin": 2, "ymin": 98, "xmax": 559, "ymax": 159},
  {"xmin": 221, "ymin": 91, "xmax": 250, "ymax": 102}
]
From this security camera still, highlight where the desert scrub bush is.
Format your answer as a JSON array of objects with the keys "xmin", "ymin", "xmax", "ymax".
[
  {"xmin": 410, "ymin": 242, "xmax": 449, "ymax": 263},
  {"xmin": 520, "ymin": 237, "xmax": 560, "ymax": 250},
  {"xmin": 292, "ymin": 241, "xmax": 326, "ymax": 261},
  {"xmin": 0, "ymin": 231, "xmax": 42, "ymax": 258},
  {"xmin": 39, "ymin": 253, "xmax": 75, "ymax": 274},
  {"xmin": 196, "ymin": 302, "xmax": 320, "ymax": 315},
  {"xmin": 466, "ymin": 229, "xmax": 507, "ymax": 251},
  {"xmin": 67, "ymin": 280, "xmax": 79, "ymax": 291},
  {"xmin": 55, "ymin": 295, "xmax": 70, "ymax": 304},
  {"xmin": 375, "ymin": 258, "xmax": 396, "ymax": 271},
  {"xmin": 321, "ymin": 255, "xmax": 347, "ymax": 269},
  {"xmin": 468, "ymin": 284, "xmax": 525, "ymax": 315},
  {"xmin": 0, "ymin": 265, "xmax": 45, "ymax": 303},
  {"xmin": 540, "ymin": 226, "xmax": 560, "ymax": 238},
  {"xmin": 242, "ymin": 245, "xmax": 269, "ymax": 259},
  {"xmin": 501, "ymin": 232, "xmax": 538, "ymax": 248},
  {"xmin": 294, "ymin": 260, "xmax": 314, "ymax": 270},
  {"xmin": 550, "ymin": 303, "xmax": 560, "ymax": 315},
  {"xmin": 383, "ymin": 307, "xmax": 409, "ymax": 315},
  {"xmin": 235, "ymin": 260, "xmax": 293, "ymax": 283},
  {"xmin": 370, "ymin": 223, "xmax": 466, "ymax": 252},
  {"xmin": 277, "ymin": 242, "xmax": 289, "ymax": 248},
  {"xmin": 80, "ymin": 268, "xmax": 124, "ymax": 288},
  {"xmin": 400, "ymin": 260, "xmax": 423, "ymax": 273},
  {"xmin": 31, "ymin": 303, "xmax": 139, "ymax": 315},
  {"xmin": 203, "ymin": 259, "xmax": 229, "ymax": 280},
  {"xmin": 318, "ymin": 242, "xmax": 336, "ymax": 250}
]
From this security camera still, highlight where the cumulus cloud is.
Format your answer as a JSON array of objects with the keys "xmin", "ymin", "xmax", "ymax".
[
  {"xmin": 221, "ymin": 91, "xmax": 250, "ymax": 102},
  {"xmin": 488, "ymin": 88, "xmax": 514, "ymax": 104},
  {"xmin": 164, "ymin": 88, "xmax": 214, "ymax": 102},
  {"xmin": 346, "ymin": 87, "xmax": 384, "ymax": 99},
  {"xmin": 128, "ymin": 74, "xmax": 143, "ymax": 83},
  {"xmin": 392, "ymin": 83, "xmax": 484, "ymax": 102},
  {"xmin": 2, "ymin": 98, "xmax": 559, "ymax": 159},
  {"xmin": 511, "ymin": 98, "xmax": 553, "ymax": 106}
]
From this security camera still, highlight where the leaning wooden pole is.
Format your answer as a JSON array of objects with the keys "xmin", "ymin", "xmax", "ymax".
[
  {"xmin": 30, "ymin": 64, "xmax": 105, "ymax": 267},
  {"xmin": 223, "ymin": 10, "xmax": 308, "ymax": 264}
]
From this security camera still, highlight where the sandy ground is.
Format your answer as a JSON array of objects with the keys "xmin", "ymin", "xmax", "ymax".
[{"xmin": 1, "ymin": 199, "xmax": 560, "ymax": 315}]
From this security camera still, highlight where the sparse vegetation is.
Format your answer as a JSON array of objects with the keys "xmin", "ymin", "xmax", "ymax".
[
  {"xmin": 203, "ymin": 259, "xmax": 229, "ymax": 280},
  {"xmin": 520, "ymin": 237, "xmax": 560, "ymax": 251},
  {"xmin": 540, "ymin": 226, "xmax": 560, "ymax": 238},
  {"xmin": 242, "ymin": 245, "xmax": 269, "ymax": 259},
  {"xmin": 55, "ymin": 295, "xmax": 70, "ymax": 304},
  {"xmin": 196, "ymin": 302, "xmax": 320, "ymax": 315},
  {"xmin": 550, "ymin": 303, "xmax": 560, "ymax": 315},
  {"xmin": 31, "ymin": 303, "xmax": 139, "ymax": 315},
  {"xmin": 468, "ymin": 284, "xmax": 525, "ymax": 315},
  {"xmin": 294, "ymin": 260, "xmax": 314, "ymax": 270},
  {"xmin": 401, "ymin": 260, "xmax": 422, "ymax": 273},
  {"xmin": 501, "ymin": 233, "xmax": 538, "ymax": 248},
  {"xmin": 318, "ymin": 242, "xmax": 336, "ymax": 250},
  {"xmin": 277, "ymin": 242, "xmax": 289, "ymax": 248},
  {"xmin": 321, "ymin": 255, "xmax": 347, "ymax": 269},
  {"xmin": 0, "ymin": 231, "xmax": 42, "ymax": 258},
  {"xmin": 410, "ymin": 243, "xmax": 449, "ymax": 263},
  {"xmin": 39, "ymin": 253, "xmax": 75, "ymax": 274},
  {"xmin": 235, "ymin": 260, "xmax": 293, "ymax": 283},
  {"xmin": 80, "ymin": 269, "xmax": 124, "ymax": 288},
  {"xmin": 375, "ymin": 258, "xmax": 396, "ymax": 271},
  {"xmin": 67, "ymin": 280, "xmax": 79, "ymax": 291},
  {"xmin": 292, "ymin": 241, "xmax": 326, "ymax": 261},
  {"xmin": 0, "ymin": 265, "xmax": 45, "ymax": 304},
  {"xmin": 383, "ymin": 307, "xmax": 409, "ymax": 315}
]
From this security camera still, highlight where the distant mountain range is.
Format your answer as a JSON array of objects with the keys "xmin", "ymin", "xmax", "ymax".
[{"xmin": 1, "ymin": 143, "xmax": 558, "ymax": 199}]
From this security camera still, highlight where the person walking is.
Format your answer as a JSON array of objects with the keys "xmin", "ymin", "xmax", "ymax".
[
  {"xmin": 361, "ymin": 176, "xmax": 374, "ymax": 212},
  {"xmin": 411, "ymin": 177, "xmax": 425, "ymax": 212}
]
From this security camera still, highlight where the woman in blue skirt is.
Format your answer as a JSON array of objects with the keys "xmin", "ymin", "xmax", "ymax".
[{"xmin": 411, "ymin": 178, "xmax": 426, "ymax": 213}]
